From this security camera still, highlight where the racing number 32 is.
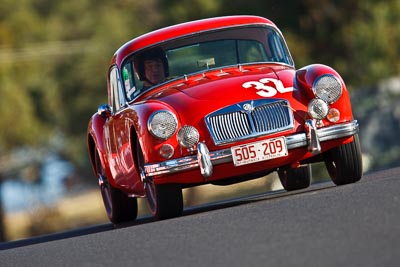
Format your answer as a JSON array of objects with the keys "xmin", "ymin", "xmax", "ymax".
[{"xmin": 242, "ymin": 78, "xmax": 294, "ymax": 98}]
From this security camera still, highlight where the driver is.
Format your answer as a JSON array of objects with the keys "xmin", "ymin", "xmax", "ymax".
[{"xmin": 135, "ymin": 48, "xmax": 169, "ymax": 89}]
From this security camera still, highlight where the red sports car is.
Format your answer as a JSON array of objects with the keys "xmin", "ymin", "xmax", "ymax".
[{"xmin": 87, "ymin": 15, "xmax": 362, "ymax": 223}]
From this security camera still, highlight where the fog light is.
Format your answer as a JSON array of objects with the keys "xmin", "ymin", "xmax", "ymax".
[
  {"xmin": 159, "ymin": 144, "xmax": 174, "ymax": 159},
  {"xmin": 308, "ymin": 99, "xmax": 329, "ymax": 120},
  {"xmin": 327, "ymin": 108, "xmax": 340, "ymax": 122},
  {"xmin": 177, "ymin": 125, "xmax": 199, "ymax": 148}
]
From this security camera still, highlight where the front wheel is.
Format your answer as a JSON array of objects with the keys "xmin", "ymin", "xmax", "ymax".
[
  {"xmin": 95, "ymin": 151, "xmax": 138, "ymax": 224},
  {"xmin": 324, "ymin": 134, "xmax": 363, "ymax": 185},
  {"xmin": 135, "ymin": 140, "xmax": 183, "ymax": 220},
  {"xmin": 144, "ymin": 179, "xmax": 183, "ymax": 220},
  {"xmin": 278, "ymin": 165, "xmax": 312, "ymax": 191}
]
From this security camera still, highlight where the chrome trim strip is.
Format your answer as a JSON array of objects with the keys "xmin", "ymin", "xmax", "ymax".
[{"xmin": 144, "ymin": 120, "xmax": 359, "ymax": 177}]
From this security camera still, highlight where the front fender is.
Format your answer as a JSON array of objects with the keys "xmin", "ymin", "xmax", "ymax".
[
  {"xmin": 295, "ymin": 64, "xmax": 354, "ymax": 121},
  {"xmin": 132, "ymin": 100, "xmax": 182, "ymax": 163},
  {"xmin": 295, "ymin": 64, "xmax": 344, "ymax": 97}
]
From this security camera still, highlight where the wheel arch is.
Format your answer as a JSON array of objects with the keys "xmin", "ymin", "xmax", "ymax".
[
  {"xmin": 87, "ymin": 134, "xmax": 97, "ymax": 174},
  {"xmin": 87, "ymin": 133, "xmax": 111, "ymax": 181},
  {"xmin": 130, "ymin": 126, "xmax": 141, "ymax": 168},
  {"xmin": 87, "ymin": 114, "xmax": 113, "ymax": 185},
  {"xmin": 87, "ymin": 114, "xmax": 107, "ymax": 169},
  {"xmin": 128, "ymin": 124, "xmax": 146, "ymax": 195}
]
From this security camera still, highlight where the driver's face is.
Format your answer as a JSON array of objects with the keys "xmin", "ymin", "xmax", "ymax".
[{"xmin": 144, "ymin": 59, "xmax": 165, "ymax": 85}]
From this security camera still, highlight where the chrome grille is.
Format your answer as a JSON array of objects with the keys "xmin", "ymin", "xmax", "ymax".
[
  {"xmin": 252, "ymin": 101, "xmax": 292, "ymax": 132},
  {"xmin": 206, "ymin": 99, "xmax": 294, "ymax": 145},
  {"xmin": 208, "ymin": 111, "xmax": 251, "ymax": 141}
]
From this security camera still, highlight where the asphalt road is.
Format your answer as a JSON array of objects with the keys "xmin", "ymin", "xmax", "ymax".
[{"xmin": 1, "ymin": 167, "xmax": 400, "ymax": 266}]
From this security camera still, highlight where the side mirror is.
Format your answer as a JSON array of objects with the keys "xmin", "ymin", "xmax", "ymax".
[{"xmin": 97, "ymin": 104, "xmax": 112, "ymax": 118}]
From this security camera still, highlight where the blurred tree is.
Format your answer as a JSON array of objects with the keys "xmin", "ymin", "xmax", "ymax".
[
  {"xmin": 339, "ymin": 0, "xmax": 400, "ymax": 87},
  {"xmin": 1, "ymin": 0, "xmax": 163, "ymax": 166},
  {"xmin": 159, "ymin": 0, "xmax": 221, "ymax": 25},
  {"xmin": 0, "ymin": 0, "xmax": 161, "ymax": 240}
]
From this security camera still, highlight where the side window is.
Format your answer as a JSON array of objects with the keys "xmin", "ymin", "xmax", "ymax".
[
  {"xmin": 122, "ymin": 62, "xmax": 136, "ymax": 101},
  {"xmin": 109, "ymin": 66, "xmax": 126, "ymax": 112},
  {"xmin": 122, "ymin": 61, "xmax": 143, "ymax": 101}
]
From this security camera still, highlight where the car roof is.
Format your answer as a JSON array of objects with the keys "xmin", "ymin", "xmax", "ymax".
[{"xmin": 111, "ymin": 15, "xmax": 276, "ymax": 67}]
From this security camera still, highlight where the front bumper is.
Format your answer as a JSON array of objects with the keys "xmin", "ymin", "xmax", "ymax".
[{"xmin": 144, "ymin": 120, "xmax": 359, "ymax": 177}]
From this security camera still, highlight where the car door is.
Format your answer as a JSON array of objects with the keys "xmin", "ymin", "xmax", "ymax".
[{"xmin": 105, "ymin": 66, "xmax": 143, "ymax": 195}]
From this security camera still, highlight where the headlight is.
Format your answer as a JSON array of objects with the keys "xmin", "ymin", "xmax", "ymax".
[
  {"xmin": 177, "ymin": 125, "xmax": 199, "ymax": 148},
  {"xmin": 312, "ymin": 75, "xmax": 342, "ymax": 103},
  {"xmin": 308, "ymin": 99, "xmax": 329, "ymax": 120},
  {"xmin": 148, "ymin": 110, "xmax": 177, "ymax": 140}
]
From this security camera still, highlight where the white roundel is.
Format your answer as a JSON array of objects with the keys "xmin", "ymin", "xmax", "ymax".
[{"xmin": 242, "ymin": 78, "xmax": 294, "ymax": 98}]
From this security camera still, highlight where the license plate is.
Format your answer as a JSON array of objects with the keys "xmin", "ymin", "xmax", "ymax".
[{"xmin": 231, "ymin": 137, "xmax": 288, "ymax": 166}]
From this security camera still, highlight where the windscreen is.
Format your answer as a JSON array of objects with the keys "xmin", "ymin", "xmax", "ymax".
[{"xmin": 121, "ymin": 26, "xmax": 293, "ymax": 101}]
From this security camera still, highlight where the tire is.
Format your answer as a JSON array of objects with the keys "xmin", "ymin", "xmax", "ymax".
[
  {"xmin": 278, "ymin": 165, "xmax": 312, "ymax": 191},
  {"xmin": 135, "ymin": 140, "xmax": 183, "ymax": 220},
  {"xmin": 323, "ymin": 134, "xmax": 363, "ymax": 185},
  {"xmin": 95, "ymin": 151, "xmax": 138, "ymax": 224},
  {"xmin": 145, "ymin": 179, "xmax": 183, "ymax": 220}
]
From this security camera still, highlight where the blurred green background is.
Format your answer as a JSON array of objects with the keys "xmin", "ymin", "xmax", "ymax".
[{"xmin": 1, "ymin": 0, "xmax": 399, "ymax": 241}]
